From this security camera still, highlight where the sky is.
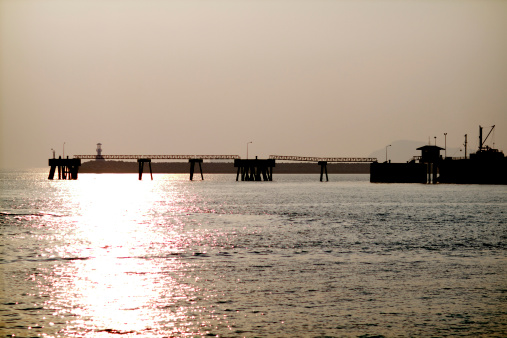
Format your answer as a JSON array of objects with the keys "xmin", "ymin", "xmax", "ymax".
[{"xmin": 1, "ymin": 0, "xmax": 506, "ymax": 169}]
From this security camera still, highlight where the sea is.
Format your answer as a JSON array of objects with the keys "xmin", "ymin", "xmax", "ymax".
[{"xmin": 1, "ymin": 170, "xmax": 506, "ymax": 337}]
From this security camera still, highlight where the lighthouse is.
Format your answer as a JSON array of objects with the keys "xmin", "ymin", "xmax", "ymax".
[{"xmin": 96, "ymin": 143, "xmax": 105, "ymax": 161}]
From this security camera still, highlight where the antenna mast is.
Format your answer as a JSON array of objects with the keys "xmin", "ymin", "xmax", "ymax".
[{"xmin": 464, "ymin": 134, "xmax": 467, "ymax": 159}]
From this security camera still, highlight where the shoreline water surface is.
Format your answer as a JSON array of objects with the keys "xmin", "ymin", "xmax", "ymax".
[{"xmin": 1, "ymin": 171, "xmax": 506, "ymax": 337}]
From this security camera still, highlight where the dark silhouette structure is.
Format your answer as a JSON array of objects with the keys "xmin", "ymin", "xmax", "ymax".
[
  {"xmin": 370, "ymin": 126, "xmax": 506, "ymax": 184},
  {"xmin": 268, "ymin": 155, "xmax": 376, "ymax": 182},
  {"xmin": 48, "ymin": 157, "xmax": 81, "ymax": 180},
  {"xmin": 137, "ymin": 159, "xmax": 153, "ymax": 180},
  {"xmin": 370, "ymin": 162, "xmax": 427, "ymax": 183},
  {"xmin": 96, "ymin": 143, "xmax": 105, "ymax": 161},
  {"xmin": 416, "ymin": 145, "xmax": 445, "ymax": 184},
  {"xmin": 72, "ymin": 154, "xmax": 239, "ymax": 181},
  {"xmin": 318, "ymin": 161, "xmax": 329, "ymax": 182},
  {"xmin": 189, "ymin": 159, "xmax": 204, "ymax": 181},
  {"xmin": 234, "ymin": 158, "xmax": 275, "ymax": 181},
  {"xmin": 67, "ymin": 154, "xmax": 376, "ymax": 181}
]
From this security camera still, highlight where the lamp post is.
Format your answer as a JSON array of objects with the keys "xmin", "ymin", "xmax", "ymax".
[
  {"xmin": 385, "ymin": 144, "xmax": 391, "ymax": 162},
  {"xmin": 464, "ymin": 134, "xmax": 467, "ymax": 159},
  {"xmin": 246, "ymin": 141, "xmax": 252, "ymax": 159},
  {"xmin": 434, "ymin": 136, "xmax": 437, "ymax": 146},
  {"xmin": 63, "ymin": 142, "xmax": 66, "ymax": 158},
  {"xmin": 51, "ymin": 148, "xmax": 55, "ymax": 159},
  {"xmin": 444, "ymin": 133, "xmax": 447, "ymax": 158}
]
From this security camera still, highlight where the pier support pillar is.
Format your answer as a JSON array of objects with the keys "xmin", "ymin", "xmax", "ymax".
[
  {"xmin": 234, "ymin": 158, "xmax": 275, "ymax": 181},
  {"xmin": 426, "ymin": 163, "xmax": 439, "ymax": 184},
  {"xmin": 189, "ymin": 159, "xmax": 204, "ymax": 180},
  {"xmin": 48, "ymin": 166, "xmax": 56, "ymax": 180},
  {"xmin": 318, "ymin": 161, "xmax": 328, "ymax": 182},
  {"xmin": 432, "ymin": 163, "xmax": 438, "ymax": 184},
  {"xmin": 48, "ymin": 157, "xmax": 81, "ymax": 180},
  {"xmin": 138, "ymin": 159, "xmax": 153, "ymax": 180}
]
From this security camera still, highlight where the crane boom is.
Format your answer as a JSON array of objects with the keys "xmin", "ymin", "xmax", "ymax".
[{"xmin": 479, "ymin": 125, "xmax": 495, "ymax": 150}]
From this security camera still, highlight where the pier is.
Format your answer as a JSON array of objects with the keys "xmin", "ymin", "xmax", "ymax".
[
  {"xmin": 234, "ymin": 158, "xmax": 275, "ymax": 181},
  {"xmin": 369, "ymin": 125, "xmax": 506, "ymax": 184},
  {"xmin": 138, "ymin": 159, "xmax": 153, "ymax": 180},
  {"xmin": 269, "ymin": 155, "xmax": 377, "ymax": 181},
  {"xmin": 74, "ymin": 155, "xmax": 240, "ymax": 181},
  {"xmin": 48, "ymin": 157, "xmax": 81, "ymax": 180},
  {"xmin": 49, "ymin": 154, "xmax": 377, "ymax": 181},
  {"xmin": 189, "ymin": 159, "xmax": 203, "ymax": 181},
  {"xmin": 370, "ymin": 145, "xmax": 443, "ymax": 184},
  {"xmin": 47, "ymin": 125, "xmax": 505, "ymax": 184}
]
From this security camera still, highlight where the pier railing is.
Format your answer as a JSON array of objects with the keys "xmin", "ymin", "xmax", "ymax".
[
  {"xmin": 74, "ymin": 155, "xmax": 240, "ymax": 160},
  {"xmin": 411, "ymin": 155, "xmax": 467, "ymax": 162},
  {"xmin": 268, "ymin": 155, "xmax": 377, "ymax": 162},
  {"xmin": 75, "ymin": 154, "xmax": 376, "ymax": 162}
]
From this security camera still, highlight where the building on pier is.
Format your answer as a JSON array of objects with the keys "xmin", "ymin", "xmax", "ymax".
[{"xmin": 370, "ymin": 126, "xmax": 506, "ymax": 184}]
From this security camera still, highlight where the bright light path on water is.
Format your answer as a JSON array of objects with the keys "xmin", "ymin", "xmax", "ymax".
[{"xmin": 44, "ymin": 175, "xmax": 207, "ymax": 336}]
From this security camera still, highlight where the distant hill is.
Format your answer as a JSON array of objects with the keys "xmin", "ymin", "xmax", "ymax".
[
  {"xmin": 80, "ymin": 161, "xmax": 370, "ymax": 174},
  {"xmin": 369, "ymin": 140, "xmax": 462, "ymax": 163},
  {"xmin": 369, "ymin": 140, "xmax": 426, "ymax": 163}
]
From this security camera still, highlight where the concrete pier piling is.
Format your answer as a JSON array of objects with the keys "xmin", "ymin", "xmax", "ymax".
[
  {"xmin": 189, "ymin": 159, "xmax": 204, "ymax": 180},
  {"xmin": 318, "ymin": 161, "xmax": 328, "ymax": 182},
  {"xmin": 234, "ymin": 158, "xmax": 275, "ymax": 181},
  {"xmin": 48, "ymin": 157, "xmax": 81, "ymax": 180},
  {"xmin": 137, "ymin": 159, "xmax": 153, "ymax": 180}
]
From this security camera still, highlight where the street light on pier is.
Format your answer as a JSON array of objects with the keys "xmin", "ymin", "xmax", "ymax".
[
  {"xmin": 51, "ymin": 148, "xmax": 55, "ymax": 159},
  {"xmin": 246, "ymin": 141, "xmax": 252, "ymax": 159},
  {"xmin": 63, "ymin": 142, "xmax": 66, "ymax": 158},
  {"xmin": 444, "ymin": 133, "xmax": 447, "ymax": 158},
  {"xmin": 385, "ymin": 144, "xmax": 391, "ymax": 162}
]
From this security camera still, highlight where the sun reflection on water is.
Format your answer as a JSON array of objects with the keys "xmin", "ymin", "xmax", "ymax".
[{"xmin": 46, "ymin": 175, "xmax": 204, "ymax": 336}]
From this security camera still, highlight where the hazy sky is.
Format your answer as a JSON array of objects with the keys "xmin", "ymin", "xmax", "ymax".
[{"xmin": 1, "ymin": 0, "xmax": 506, "ymax": 169}]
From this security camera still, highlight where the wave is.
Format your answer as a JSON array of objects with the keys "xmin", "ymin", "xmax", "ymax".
[{"xmin": 0, "ymin": 211, "xmax": 65, "ymax": 217}]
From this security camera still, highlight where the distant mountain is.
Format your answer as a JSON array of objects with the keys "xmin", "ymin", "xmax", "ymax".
[
  {"xmin": 80, "ymin": 160, "xmax": 370, "ymax": 174},
  {"xmin": 369, "ymin": 140, "xmax": 462, "ymax": 163},
  {"xmin": 369, "ymin": 140, "xmax": 427, "ymax": 163}
]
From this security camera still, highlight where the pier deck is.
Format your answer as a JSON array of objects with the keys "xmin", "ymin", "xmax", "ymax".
[{"xmin": 49, "ymin": 154, "xmax": 377, "ymax": 181}]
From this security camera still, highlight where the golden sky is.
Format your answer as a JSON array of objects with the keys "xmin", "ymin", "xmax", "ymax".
[{"xmin": 1, "ymin": 0, "xmax": 506, "ymax": 168}]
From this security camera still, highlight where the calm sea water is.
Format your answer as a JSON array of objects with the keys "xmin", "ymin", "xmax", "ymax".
[{"xmin": 1, "ymin": 170, "xmax": 506, "ymax": 337}]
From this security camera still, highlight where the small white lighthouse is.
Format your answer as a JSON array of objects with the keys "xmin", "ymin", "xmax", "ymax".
[{"xmin": 96, "ymin": 143, "xmax": 105, "ymax": 161}]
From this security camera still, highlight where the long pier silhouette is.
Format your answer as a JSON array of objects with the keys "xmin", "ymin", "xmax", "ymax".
[{"xmin": 49, "ymin": 154, "xmax": 377, "ymax": 181}]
